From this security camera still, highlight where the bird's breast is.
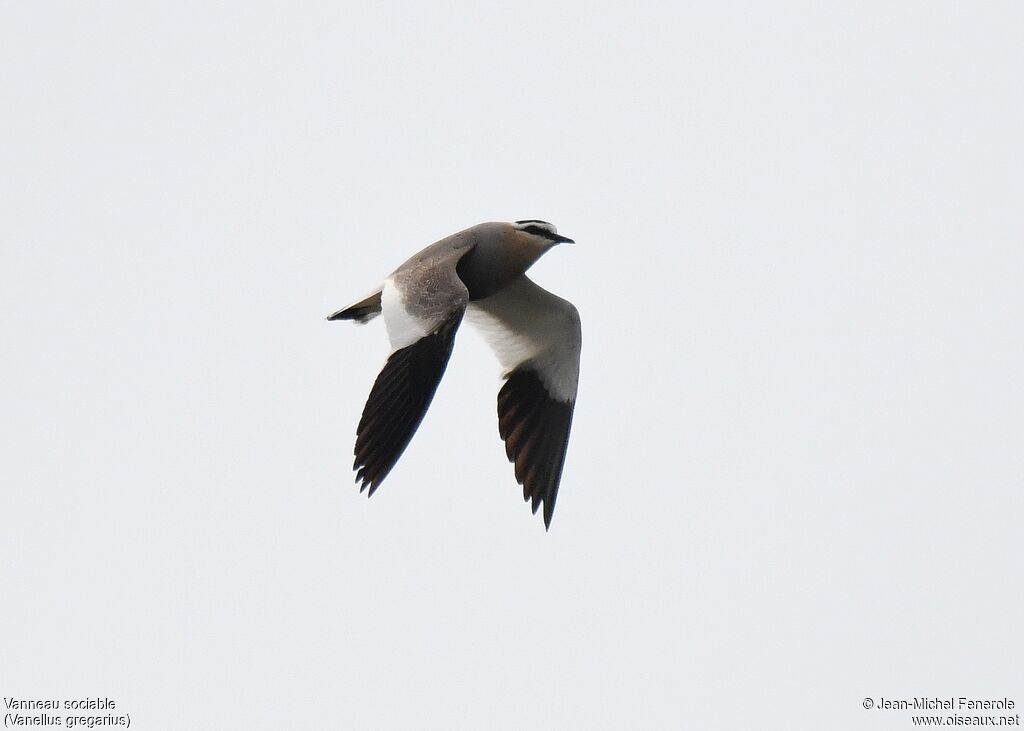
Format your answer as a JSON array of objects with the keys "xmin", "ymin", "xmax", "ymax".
[{"xmin": 457, "ymin": 241, "xmax": 537, "ymax": 300}]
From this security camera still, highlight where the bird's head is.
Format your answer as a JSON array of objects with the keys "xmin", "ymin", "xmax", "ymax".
[{"xmin": 509, "ymin": 220, "xmax": 575, "ymax": 252}]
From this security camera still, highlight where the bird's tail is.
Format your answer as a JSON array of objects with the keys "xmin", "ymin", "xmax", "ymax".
[{"xmin": 326, "ymin": 289, "xmax": 383, "ymax": 324}]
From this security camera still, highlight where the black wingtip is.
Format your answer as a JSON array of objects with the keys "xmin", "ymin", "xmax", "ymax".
[
  {"xmin": 356, "ymin": 475, "xmax": 371, "ymax": 495},
  {"xmin": 498, "ymin": 367, "xmax": 575, "ymax": 530}
]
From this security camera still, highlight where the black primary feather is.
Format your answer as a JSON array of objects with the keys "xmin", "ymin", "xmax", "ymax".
[
  {"xmin": 354, "ymin": 313, "xmax": 463, "ymax": 494},
  {"xmin": 497, "ymin": 367, "xmax": 575, "ymax": 529}
]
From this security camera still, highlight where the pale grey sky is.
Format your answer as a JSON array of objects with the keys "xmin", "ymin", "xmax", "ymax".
[{"xmin": 2, "ymin": 2, "xmax": 1022, "ymax": 729}]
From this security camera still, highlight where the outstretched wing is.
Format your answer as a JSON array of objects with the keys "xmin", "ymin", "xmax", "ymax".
[
  {"xmin": 354, "ymin": 310, "xmax": 464, "ymax": 493},
  {"xmin": 353, "ymin": 245, "xmax": 472, "ymax": 494},
  {"xmin": 467, "ymin": 276, "xmax": 581, "ymax": 528}
]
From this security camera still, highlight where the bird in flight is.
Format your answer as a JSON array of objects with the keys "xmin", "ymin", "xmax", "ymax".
[{"xmin": 327, "ymin": 220, "xmax": 581, "ymax": 528}]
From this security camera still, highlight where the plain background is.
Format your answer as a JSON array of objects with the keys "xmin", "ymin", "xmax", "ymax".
[{"xmin": 2, "ymin": 2, "xmax": 1022, "ymax": 729}]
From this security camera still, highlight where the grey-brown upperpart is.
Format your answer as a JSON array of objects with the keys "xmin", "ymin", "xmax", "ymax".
[
  {"xmin": 384, "ymin": 221, "xmax": 557, "ymax": 301},
  {"xmin": 384, "ymin": 222, "xmax": 567, "ymax": 301},
  {"xmin": 327, "ymin": 221, "xmax": 574, "ymax": 325}
]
